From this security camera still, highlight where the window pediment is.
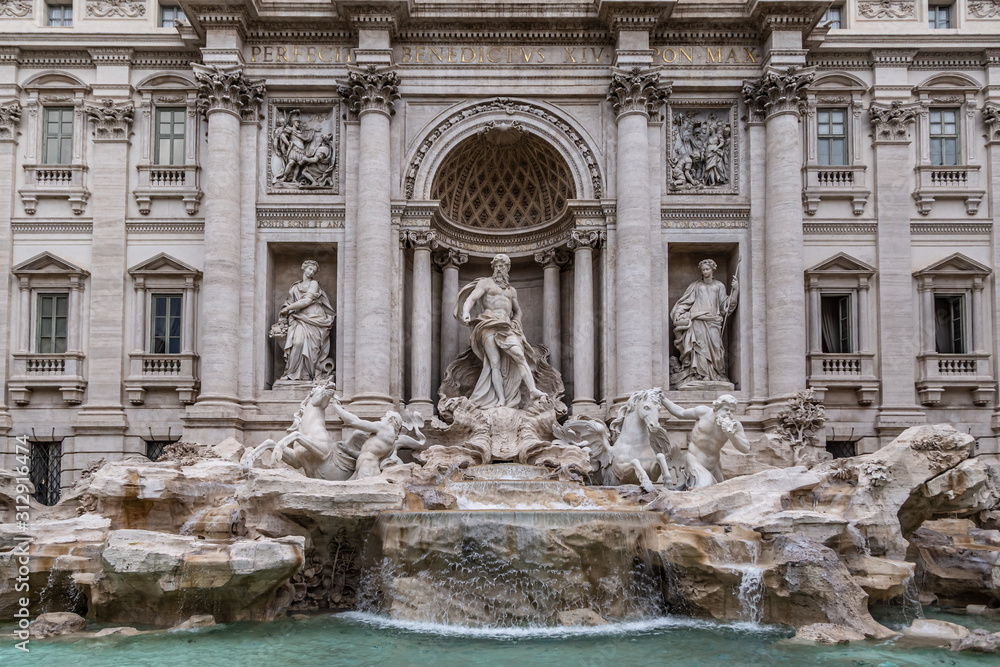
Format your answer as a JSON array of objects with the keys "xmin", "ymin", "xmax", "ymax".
[
  {"xmin": 12, "ymin": 251, "xmax": 89, "ymax": 278},
  {"xmin": 805, "ymin": 252, "xmax": 876, "ymax": 277},
  {"xmin": 128, "ymin": 252, "xmax": 200, "ymax": 278},
  {"xmin": 914, "ymin": 253, "xmax": 991, "ymax": 279}
]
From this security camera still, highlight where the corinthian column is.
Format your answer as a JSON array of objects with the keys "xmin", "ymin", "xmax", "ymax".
[
  {"xmin": 534, "ymin": 249, "xmax": 567, "ymax": 372},
  {"xmin": 434, "ymin": 248, "xmax": 468, "ymax": 379},
  {"xmin": 568, "ymin": 230, "xmax": 603, "ymax": 415},
  {"xmin": 404, "ymin": 230, "xmax": 436, "ymax": 416},
  {"xmin": 869, "ymin": 100, "xmax": 925, "ymax": 437},
  {"xmin": 0, "ymin": 102, "xmax": 20, "ymax": 437},
  {"xmin": 189, "ymin": 65, "xmax": 264, "ymax": 434},
  {"xmin": 608, "ymin": 67, "xmax": 667, "ymax": 398},
  {"xmin": 742, "ymin": 67, "xmax": 812, "ymax": 401},
  {"xmin": 339, "ymin": 65, "xmax": 399, "ymax": 413}
]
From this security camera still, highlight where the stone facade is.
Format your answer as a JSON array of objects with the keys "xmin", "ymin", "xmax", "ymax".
[{"xmin": 1, "ymin": 0, "xmax": 1000, "ymax": 495}]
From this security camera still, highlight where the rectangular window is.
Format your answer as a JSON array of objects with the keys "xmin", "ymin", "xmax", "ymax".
[
  {"xmin": 821, "ymin": 294, "xmax": 853, "ymax": 354},
  {"xmin": 935, "ymin": 294, "xmax": 966, "ymax": 354},
  {"xmin": 159, "ymin": 4, "xmax": 185, "ymax": 26},
  {"xmin": 46, "ymin": 3, "xmax": 72, "ymax": 26},
  {"xmin": 30, "ymin": 440, "xmax": 62, "ymax": 506},
  {"xmin": 928, "ymin": 4, "xmax": 952, "ymax": 28},
  {"xmin": 817, "ymin": 108, "xmax": 848, "ymax": 166},
  {"xmin": 151, "ymin": 294, "xmax": 182, "ymax": 354},
  {"xmin": 821, "ymin": 5, "xmax": 843, "ymax": 28},
  {"xmin": 36, "ymin": 293, "xmax": 69, "ymax": 354},
  {"xmin": 825, "ymin": 440, "xmax": 856, "ymax": 459},
  {"xmin": 154, "ymin": 108, "xmax": 186, "ymax": 166},
  {"xmin": 929, "ymin": 108, "xmax": 960, "ymax": 166},
  {"xmin": 42, "ymin": 107, "xmax": 74, "ymax": 165},
  {"xmin": 145, "ymin": 440, "xmax": 174, "ymax": 462}
]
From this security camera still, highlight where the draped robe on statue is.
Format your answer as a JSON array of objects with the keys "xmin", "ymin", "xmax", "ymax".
[
  {"xmin": 454, "ymin": 278, "xmax": 538, "ymax": 408},
  {"xmin": 670, "ymin": 278, "xmax": 733, "ymax": 382},
  {"xmin": 282, "ymin": 280, "xmax": 336, "ymax": 380}
]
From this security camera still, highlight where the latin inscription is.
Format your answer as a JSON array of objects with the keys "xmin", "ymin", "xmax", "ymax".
[{"xmin": 246, "ymin": 45, "xmax": 760, "ymax": 66}]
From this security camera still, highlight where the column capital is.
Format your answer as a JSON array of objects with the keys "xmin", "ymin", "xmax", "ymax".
[
  {"xmin": 401, "ymin": 229, "xmax": 437, "ymax": 250},
  {"xmin": 432, "ymin": 247, "xmax": 468, "ymax": 270},
  {"xmin": 568, "ymin": 229, "xmax": 606, "ymax": 250},
  {"xmin": 85, "ymin": 99, "xmax": 134, "ymax": 141},
  {"xmin": 607, "ymin": 67, "xmax": 669, "ymax": 120},
  {"xmin": 742, "ymin": 66, "xmax": 813, "ymax": 123},
  {"xmin": 339, "ymin": 65, "xmax": 400, "ymax": 119},
  {"xmin": 984, "ymin": 102, "xmax": 1000, "ymax": 144},
  {"xmin": 534, "ymin": 248, "xmax": 570, "ymax": 269},
  {"xmin": 869, "ymin": 101, "xmax": 917, "ymax": 144},
  {"xmin": 193, "ymin": 64, "xmax": 266, "ymax": 122},
  {"xmin": 0, "ymin": 101, "xmax": 21, "ymax": 142}
]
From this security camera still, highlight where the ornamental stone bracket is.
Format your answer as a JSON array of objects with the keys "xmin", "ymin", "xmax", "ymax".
[
  {"xmin": 741, "ymin": 67, "xmax": 814, "ymax": 123},
  {"xmin": 607, "ymin": 67, "xmax": 670, "ymax": 119},
  {"xmin": 869, "ymin": 100, "xmax": 917, "ymax": 143},
  {"xmin": 85, "ymin": 99, "xmax": 134, "ymax": 141},
  {"xmin": 338, "ymin": 65, "xmax": 400, "ymax": 119},
  {"xmin": 193, "ymin": 64, "xmax": 266, "ymax": 123},
  {"xmin": 0, "ymin": 101, "xmax": 21, "ymax": 141}
]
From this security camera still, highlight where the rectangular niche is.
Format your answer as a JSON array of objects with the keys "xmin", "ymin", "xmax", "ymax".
[
  {"xmin": 666, "ymin": 243, "xmax": 741, "ymax": 391},
  {"xmin": 266, "ymin": 98, "xmax": 340, "ymax": 195},
  {"xmin": 666, "ymin": 102, "xmax": 739, "ymax": 196},
  {"xmin": 266, "ymin": 243, "xmax": 338, "ymax": 388}
]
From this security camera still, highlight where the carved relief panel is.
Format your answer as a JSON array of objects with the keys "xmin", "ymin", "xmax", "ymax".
[
  {"xmin": 266, "ymin": 98, "xmax": 340, "ymax": 194},
  {"xmin": 666, "ymin": 102, "xmax": 739, "ymax": 195}
]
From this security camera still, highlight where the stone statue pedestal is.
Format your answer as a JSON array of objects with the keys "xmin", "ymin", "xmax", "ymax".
[{"xmin": 675, "ymin": 380, "xmax": 735, "ymax": 392}]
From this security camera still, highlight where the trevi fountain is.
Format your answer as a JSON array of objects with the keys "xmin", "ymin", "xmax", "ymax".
[{"xmin": 2, "ymin": 253, "xmax": 999, "ymax": 666}]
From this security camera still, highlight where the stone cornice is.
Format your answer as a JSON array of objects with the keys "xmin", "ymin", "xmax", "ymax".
[
  {"xmin": 85, "ymin": 99, "xmax": 134, "ymax": 141},
  {"xmin": 186, "ymin": 4, "xmax": 251, "ymax": 40},
  {"xmin": 869, "ymin": 100, "xmax": 917, "ymax": 144},
  {"xmin": 742, "ymin": 66, "xmax": 813, "ymax": 123},
  {"xmin": 0, "ymin": 101, "xmax": 21, "ymax": 142},
  {"xmin": 88, "ymin": 47, "xmax": 134, "ymax": 64},
  {"xmin": 597, "ymin": 0, "xmax": 674, "ymax": 33},
  {"xmin": 870, "ymin": 48, "xmax": 917, "ymax": 66},
  {"xmin": 338, "ymin": 64, "xmax": 400, "ymax": 118},
  {"xmin": 340, "ymin": 2, "xmax": 406, "ymax": 35},
  {"xmin": 193, "ymin": 64, "xmax": 266, "ymax": 122},
  {"xmin": 608, "ymin": 66, "xmax": 667, "ymax": 120}
]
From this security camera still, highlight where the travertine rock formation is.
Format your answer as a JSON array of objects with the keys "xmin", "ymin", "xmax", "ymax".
[{"xmin": 908, "ymin": 518, "xmax": 1000, "ymax": 606}]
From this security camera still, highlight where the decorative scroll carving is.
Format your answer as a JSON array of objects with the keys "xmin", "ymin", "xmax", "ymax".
[
  {"xmin": 269, "ymin": 105, "xmax": 338, "ymax": 191},
  {"xmin": 985, "ymin": 103, "xmax": 1000, "ymax": 141},
  {"xmin": 433, "ymin": 247, "xmax": 469, "ymax": 270},
  {"xmin": 405, "ymin": 97, "xmax": 603, "ymax": 201},
  {"xmin": 969, "ymin": 0, "xmax": 1000, "ymax": 17},
  {"xmin": 0, "ymin": 0, "xmax": 31, "ymax": 17},
  {"xmin": 193, "ymin": 64, "xmax": 266, "ymax": 122},
  {"xmin": 533, "ymin": 248, "xmax": 569, "ymax": 268},
  {"xmin": 607, "ymin": 67, "xmax": 669, "ymax": 119},
  {"xmin": 86, "ymin": 0, "xmax": 145, "ymax": 17},
  {"xmin": 567, "ymin": 229, "xmax": 605, "ymax": 250},
  {"xmin": 402, "ymin": 229, "xmax": 438, "ymax": 249},
  {"xmin": 85, "ymin": 99, "xmax": 134, "ymax": 140},
  {"xmin": 869, "ymin": 101, "xmax": 917, "ymax": 142},
  {"xmin": 858, "ymin": 0, "xmax": 915, "ymax": 19},
  {"xmin": 742, "ymin": 67, "xmax": 813, "ymax": 122},
  {"xmin": 0, "ymin": 101, "xmax": 21, "ymax": 139},
  {"xmin": 668, "ymin": 109, "xmax": 733, "ymax": 192},
  {"xmin": 337, "ymin": 65, "xmax": 400, "ymax": 118}
]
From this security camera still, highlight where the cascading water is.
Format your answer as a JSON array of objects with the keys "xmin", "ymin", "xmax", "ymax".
[{"xmin": 357, "ymin": 465, "xmax": 663, "ymax": 628}]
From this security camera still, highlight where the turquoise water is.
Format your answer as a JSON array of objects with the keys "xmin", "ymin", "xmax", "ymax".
[{"xmin": 2, "ymin": 610, "xmax": 998, "ymax": 667}]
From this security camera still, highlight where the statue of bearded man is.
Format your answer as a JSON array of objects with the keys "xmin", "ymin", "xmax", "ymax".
[{"xmin": 456, "ymin": 254, "xmax": 547, "ymax": 408}]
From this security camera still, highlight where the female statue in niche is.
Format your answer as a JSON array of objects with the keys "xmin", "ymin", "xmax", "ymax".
[
  {"xmin": 272, "ymin": 260, "xmax": 336, "ymax": 381},
  {"xmin": 670, "ymin": 258, "xmax": 738, "ymax": 386}
]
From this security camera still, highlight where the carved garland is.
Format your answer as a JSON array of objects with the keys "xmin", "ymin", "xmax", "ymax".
[
  {"xmin": 0, "ymin": 101, "xmax": 21, "ymax": 139},
  {"xmin": 858, "ymin": 0, "xmax": 915, "ymax": 19},
  {"xmin": 607, "ymin": 67, "xmax": 669, "ymax": 119},
  {"xmin": 742, "ymin": 67, "xmax": 813, "ymax": 122},
  {"xmin": 0, "ymin": 0, "xmax": 31, "ymax": 17},
  {"xmin": 193, "ymin": 65, "xmax": 266, "ymax": 122},
  {"xmin": 404, "ymin": 97, "xmax": 604, "ymax": 200},
  {"xmin": 86, "ymin": 0, "xmax": 145, "ymax": 17},
  {"xmin": 85, "ymin": 99, "xmax": 134, "ymax": 140},
  {"xmin": 969, "ymin": 0, "xmax": 1000, "ymax": 18},
  {"xmin": 869, "ymin": 100, "xmax": 917, "ymax": 142},
  {"xmin": 337, "ymin": 65, "xmax": 400, "ymax": 118}
]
